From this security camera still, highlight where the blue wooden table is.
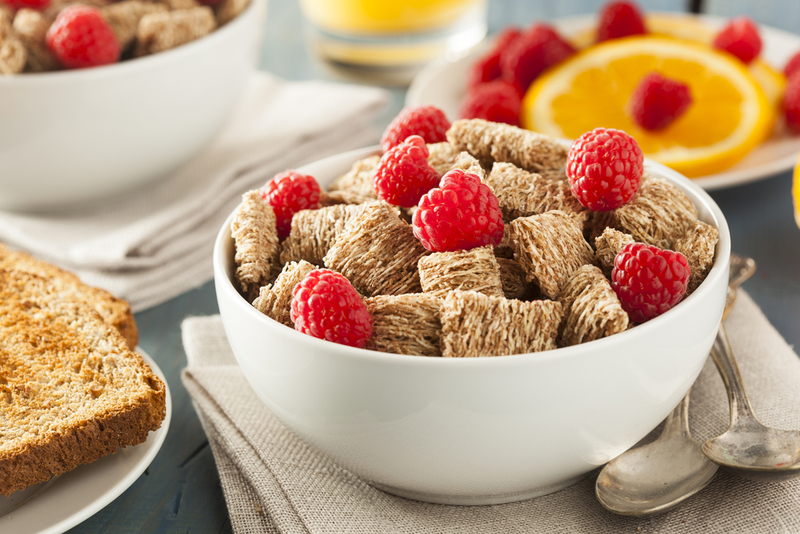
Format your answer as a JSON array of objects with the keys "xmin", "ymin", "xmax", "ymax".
[{"xmin": 68, "ymin": 1, "xmax": 800, "ymax": 532}]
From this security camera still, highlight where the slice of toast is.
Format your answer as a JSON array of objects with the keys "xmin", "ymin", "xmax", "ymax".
[
  {"xmin": 0, "ymin": 270, "xmax": 167, "ymax": 497},
  {"xmin": 0, "ymin": 244, "xmax": 139, "ymax": 349}
]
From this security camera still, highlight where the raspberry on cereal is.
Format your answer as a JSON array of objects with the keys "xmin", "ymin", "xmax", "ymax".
[
  {"xmin": 500, "ymin": 23, "xmax": 576, "ymax": 93},
  {"xmin": 263, "ymin": 170, "xmax": 321, "ymax": 240},
  {"xmin": 46, "ymin": 5, "xmax": 120, "ymax": 69},
  {"xmin": 596, "ymin": 1, "xmax": 647, "ymax": 42},
  {"xmin": 3, "ymin": 0, "xmax": 49, "ymax": 10},
  {"xmin": 712, "ymin": 16, "xmax": 762, "ymax": 64},
  {"xmin": 459, "ymin": 79, "xmax": 521, "ymax": 126},
  {"xmin": 629, "ymin": 72, "xmax": 693, "ymax": 131},
  {"xmin": 373, "ymin": 135, "xmax": 440, "ymax": 208},
  {"xmin": 290, "ymin": 269, "xmax": 372, "ymax": 348},
  {"xmin": 612, "ymin": 242, "xmax": 690, "ymax": 323},
  {"xmin": 566, "ymin": 128, "xmax": 644, "ymax": 211},
  {"xmin": 783, "ymin": 73, "xmax": 800, "ymax": 133},
  {"xmin": 412, "ymin": 169, "xmax": 504, "ymax": 253},
  {"xmin": 466, "ymin": 27, "xmax": 522, "ymax": 89},
  {"xmin": 381, "ymin": 105, "xmax": 451, "ymax": 152}
]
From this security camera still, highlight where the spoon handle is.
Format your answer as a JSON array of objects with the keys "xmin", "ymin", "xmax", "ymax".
[{"xmin": 710, "ymin": 323, "xmax": 758, "ymax": 426}]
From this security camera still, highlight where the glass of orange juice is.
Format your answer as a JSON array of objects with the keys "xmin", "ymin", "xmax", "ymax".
[{"xmin": 299, "ymin": 0, "xmax": 487, "ymax": 85}]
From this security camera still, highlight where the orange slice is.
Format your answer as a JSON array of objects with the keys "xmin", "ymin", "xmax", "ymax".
[{"xmin": 521, "ymin": 35, "xmax": 774, "ymax": 177}]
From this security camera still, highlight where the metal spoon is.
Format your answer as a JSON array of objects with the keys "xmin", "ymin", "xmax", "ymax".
[
  {"xmin": 701, "ymin": 258, "xmax": 800, "ymax": 482},
  {"xmin": 595, "ymin": 253, "xmax": 754, "ymax": 516}
]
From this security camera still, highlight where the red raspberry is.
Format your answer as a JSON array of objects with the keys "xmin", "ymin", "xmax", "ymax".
[
  {"xmin": 466, "ymin": 27, "xmax": 522, "ymax": 89},
  {"xmin": 381, "ymin": 106, "xmax": 451, "ymax": 152},
  {"xmin": 611, "ymin": 243, "xmax": 690, "ymax": 323},
  {"xmin": 413, "ymin": 169, "xmax": 504, "ymax": 252},
  {"xmin": 629, "ymin": 72, "xmax": 693, "ymax": 131},
  {"xmin": 596, "ymin": 1, "xmax": 647, "ymax": 42},
  {"xmin": 783, "ymin": 73, "xmax": 800, "ymax": 133},
  {"xmin": 45, "ymin": 5, "xmax": 120, "ymax": 69},
  {"xmin": 500, "ymin": 24, "xmax": 576, "ymax": 93},
  {"xmin": 784, "ymin": 50, "xmax": 800, "ymax": 78},
  {"xmin": 566, "ymin": 128, "xmax": 644, "ymax": 211},
  {"xmin": 290, "ymin": 269, "xmax": 372, "ymax": 348},
  {"xmin": 3, "ymin": 0, "xmax": 49, "ymax": 9},
  {"xmin": 263, "ymin": 171, "xmax": 321, "ymax": 239},
  {"xmin": 712, "ymin": 16, "xmax": 762, "ymax": 64},
  {"xmin": 459, "ymin": 79, "xmax": 521, "ymax": 126},
  {"xmin": 372, "ymin": 135, "xmax": 440, "ymax": 208}
]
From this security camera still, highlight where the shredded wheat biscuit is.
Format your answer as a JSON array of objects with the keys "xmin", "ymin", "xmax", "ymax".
[
  {"xmin": 606, "ymin": 176, "xmax": 698, "ymax": 249},
  {"xmin": 44, "ymin": 0, "xmax": 110, "ymax": 19},
  {"xmin": 496, "ymin": 257, "xmax": 529, "ymax": 300},
  {"xmin": 215, "ymin": 0, "xmax": 249, "ymax": 25},
  {"xmin": 231, "ymin": 190, "xmax": 280, "ymax": 302},
  {"xmin": 155, "ymin": 0, "xmax": 201, "ymax": 9},
  {"xmin": 0, "ymin": 33, "xmax": 25, "ymax": 75},
  {"xmin": 252, "ymin": 260, "xmax": 315, "ymax": 327},
  {"xmin": 557, "ymin": 265, "xmax": 628, "ymax": 347},
  {"xmin": 280, "ymin": 202, "xmax": 379, "ymax": 266},
  {"xmin": 440, "ymin": 290, "xmax": 562, "ymax": 357},
  {"xmin": 426, "ymin": 142, "xmax": 460, "ymax": 177},
  {"xmin": 327, "ymin": 154, "xmax": 380, "ymax": 199},
  {"xmin": 594, "ymin": 228, "xmax": 636, "ymax": 278},
  {"xmin": 102, "ymin": 0, "xmax": 167, "ymax": 49},
  {"xmin": 451, "ymin": 151, "xmax": 486, "ymax": 181},
  {"xmin": 446, "ymin": 119, "xmax": 568, "ymax": 174},
  {"xmin": 493, "ymin": 226, "xmax": 515, "ymax": 259},
  {"xmin": 673, "ymin": 220, "xmax": 719, "ymax": 294},
  {"xmin": 11, "ymin": 9, "xmax": 59, "ymax": 72},
  {"xmin": 509, "ymin": 210, "xmax": 595, "ymax": 299},
  {"xmin": 485, "ymin": 162, "xmax": 587, "ymax": 226},
  {"xmin": 319, "ymin": 189, "xmax": 375, "ymax": 207},
  {"xmin": 365, "ymin": 294, "xmax": 442, "ymax": 356},
  {"xmin": 324, "ymin": 202, "xmax": 428, "ymax": 296},
  {"xmin": 418, "ymin": 246, "xmax": 503, "ymax": 298},
  {"xmin": 135, "ymin": 7, "xmax": 216, "ymax": 56}
]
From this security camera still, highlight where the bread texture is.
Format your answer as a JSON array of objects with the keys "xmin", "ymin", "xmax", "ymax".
[
  {"xmin": 0, "ymin": 270, "xmax": 166, "ymax": 497},
  {"xmin": 0, "ymin": 244, "xmax": 139, "ymax": 349}
]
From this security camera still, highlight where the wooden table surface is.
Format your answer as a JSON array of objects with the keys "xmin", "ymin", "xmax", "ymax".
[{"xmin": 67, "ymin": 0, "xmax": 800, "ymax": 532}]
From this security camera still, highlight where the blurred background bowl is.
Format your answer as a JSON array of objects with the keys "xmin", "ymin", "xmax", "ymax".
[
  {"xmin": 0, "ymin": 0, "xmax": 266, "ymax": 213},
  {"xmin": 213, "ymin": 146, "xmax": 731, "ymax": 505}
]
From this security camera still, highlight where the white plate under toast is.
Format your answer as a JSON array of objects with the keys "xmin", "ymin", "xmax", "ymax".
[
  {"xmin": 0, "ymin": 349, "xmax": 172, "ymax": 534},
  {"xmin": 406, "ymin": 13, "xmax": 800, "ymax": 190}
]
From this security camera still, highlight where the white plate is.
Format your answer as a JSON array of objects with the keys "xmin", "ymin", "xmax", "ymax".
[
  {"xmin": 407, "ymin": 13, "xmax": 800, "ymax": 190},
  {"xmin": 0, "ymin": 349, "xmax": 172, "ymax": 534}
]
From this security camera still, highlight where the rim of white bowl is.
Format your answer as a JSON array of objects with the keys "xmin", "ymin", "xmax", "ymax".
[
  {"xmin": 0, "ymin": 0, "xmax": 263, "ymax": 85},
  {"xmin": 214, "ymin": 145, "xmax": 731, "ymax": 368}
]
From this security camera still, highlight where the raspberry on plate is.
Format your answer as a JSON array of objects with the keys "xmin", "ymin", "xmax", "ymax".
[
  {"xmin": 500, "ymin": 23, "xmax": 576, "ymax": 93},
  {"xmin": 783, "ymin": 73, "xmax": 800, "ymax": 133},
  {"xmin": 290, "ymin": 269, "xmax": 372, "ymax": 348},
  {"xmin": 373, "ymin": 135, "xmax": 440, "ymax": 208},
  {"xmin": 380, "ymin": 106, "xmax": 451, "ymax": 152},
  {"xmin": 263, "ymin": 170, "xmax": 321, "ymax": 239},
  {"xmin": 566, "ymin": 128, "xmax": 644, "ymax": 211},
  {"xmin": 459, "ymin": 79, "xmax": 521, "ymax": 126},
  {"xmin": 596, "ymin": 1, "xmax": 647, "ymax": 42},
  {"xmin": 712, "ymin": 16, "xmax": 762, "ymax": 64},
  {"xmin": 466, "ymin": 27, "xmax": 522, "ymax": 89},
  {"xmin": 629, "ymin": 72, "xmax": 693, "ymax": 131},
  {"xmin": 611, "ymin": 242, "xmax": 690, "ymax": 323},
  {"xmin": 412, "ymin": 169, "xmax": 504, "ymax": 253},
  {"xmin": 45, "ymin": 5, "xmax": 120, "ymax": 69}
]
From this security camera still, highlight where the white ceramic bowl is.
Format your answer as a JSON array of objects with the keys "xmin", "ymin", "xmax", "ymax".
[
  {"xmin": 213, "ymin": 146, "xmax": 731, "ymax": 505},
  {"xmin": 0, "ymin": 0, "xmax": 265, "ymax": 212}
]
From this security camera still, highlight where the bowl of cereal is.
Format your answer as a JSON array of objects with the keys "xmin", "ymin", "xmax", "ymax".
[
  {"xmin": 0, "ymin": 0, "xmax": 265, "ymax": 212},
  {"xmin": 213, "ymin": 123, "xmax": 730, "ymax": 505}
]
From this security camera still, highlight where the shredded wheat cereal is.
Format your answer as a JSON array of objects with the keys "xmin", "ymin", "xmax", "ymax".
[
  {"xmin": 451, "ymin": 151, "xmax": 486, "ymax": 181},
  {"xmin": 231, "ymin": 190, "xmax": 280, "ymax": 302},
  {"xmin": 44, "ymin": 0, "xmax": 110, "ymax": 20},
  {"xmin": 493, "ymin": 226, "xmax": 515, "ymax": 259},
  {"xmin": 365, "ymin": 294, "xmax": 442, "ymax": 356},
  {"xmin": 11, "ymin": 9, "xmax": 59, "ymax": 73},
  {"xmin": 215, "ymin": 0, "xmax": 249, "ymax": 25},
  {"xmin": 327, "ymin": 154, "xmax": 380, "ymax": 199},
  {"xmin": 496, "ymin": 257, "xmax": 529, "ymax": 300},
  {"xmin": 323, "ymin": 202, "xmax": 428, "ymax": 297},
  {"xmin": 594, "ymin": 228, "xmax": 636, "ymax": 278},
  {"xmin": 135, "ymin": 7, "xmax": 216, "ymax": 56},
  {"xmin": 426, "ymin": 142, "xmax": 460, "ymax": 176},
  {"xmin": 102, "ymin": 1, "xmax": 167, "ymax": 49},
  {"xmin": 319, "ymin": 189, "xmax": 376, "ymax": 207},
  {"xmin": 673, "ymin": 221, "xmax": 719, "ymax": 294},
  {"xmin": 252, "ymin": 260, "xmax": 315, "ymax": 327},
  {"xmin": 440, "ymin": 290, "xmax": 562, "ymax": 357},
  {"xmin": 558, "ymin": 265, "xmax": 628, "ymax": 347},
  {"xmin": 509, "ymin": 210, "xmax": 595, "ymax": 299},
  {"xmin": 418, "ymin": 246, "xmax": 503, "ymax": 298},
  {"xmin": 446, "ymin": 119, "xmax": 567, "ymax": 174},
  {"xmin": 0, "ymin": 34, "xmax": 25, "ymax": 75}
]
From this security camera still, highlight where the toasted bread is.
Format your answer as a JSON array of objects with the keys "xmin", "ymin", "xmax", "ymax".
[
  {"xmin": 0, "ymin": 244, "xmax": 138, "ymax": 349},
  {"xmin": 0, "ymin": 270, "xmax": 166, "ymax": 497}
]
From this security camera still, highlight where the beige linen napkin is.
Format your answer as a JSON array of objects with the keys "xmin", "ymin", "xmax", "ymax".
[
  {"xmin": 181, "ymin": 290, "xmax": 800, "ymax": 534},
  {"xmin": 0, "ymin": 72, "xmax": 388, "ymax": 312}
]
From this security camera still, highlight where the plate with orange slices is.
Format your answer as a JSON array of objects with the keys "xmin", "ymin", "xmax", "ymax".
[{"xmin": 406, "ymin": 12, "xmax": 800, "ymax": 190}]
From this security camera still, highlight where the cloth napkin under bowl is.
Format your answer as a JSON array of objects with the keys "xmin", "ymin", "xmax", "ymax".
[
  {"xmin": 0, "ymin": 72, "xmax": 389, "ymax": 312},
  {"xmin": 181, "ymin": 290, "xmax": 800, "ymax": 534}
]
